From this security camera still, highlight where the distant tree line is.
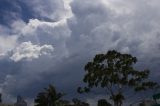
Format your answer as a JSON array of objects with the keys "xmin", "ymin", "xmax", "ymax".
[{"xmin": 34, "ymin": 50, "xmax": 159, "ymax": 106}]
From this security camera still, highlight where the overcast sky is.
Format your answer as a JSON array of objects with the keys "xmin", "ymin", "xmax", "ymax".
[{"xmin": 0, "ymin": 0, "xmax": 160, "ymax": 105}]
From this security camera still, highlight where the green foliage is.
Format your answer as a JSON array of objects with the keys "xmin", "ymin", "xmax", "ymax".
[
  {"xmin": 139, "ymin": 103, "xmax": 145, "ymax": 106},
  {"xmin": 56, "ymin": 100, "xmax": 70, "ymax": 106},
  {"xmin": 98, "ymin": 99, "xmax": 112, "ymax": 106},
  {"xmin": 78, "ymin": 50, "xmax": 159, "ymax": 106},
  {"xmin": 35, "ymin": 85, "xmax": 90, "ymax": 106},
  {"xmin": 72, "ymin": 98, "xmax": 89, "ymax": 106},
  {"xmin": 34, "ymin": 84, "xmax": 64, "ymax": 106}
]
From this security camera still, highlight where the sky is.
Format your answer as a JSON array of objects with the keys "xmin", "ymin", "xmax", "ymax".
[{"xmin": 0, "ymin": 0, "xmax": 160, "ymax": 106}]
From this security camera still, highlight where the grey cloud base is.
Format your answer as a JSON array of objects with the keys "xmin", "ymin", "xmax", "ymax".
[{"xmin": 0, "ymin": 0, "xmax": 160, "ymax": 106}]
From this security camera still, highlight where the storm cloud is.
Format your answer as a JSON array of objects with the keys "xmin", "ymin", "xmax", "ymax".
[{"xmin": 0, "ymin": 0, "xmax": 160, "ymax": 105}]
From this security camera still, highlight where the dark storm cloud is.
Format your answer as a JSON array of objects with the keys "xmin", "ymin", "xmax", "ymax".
[
  {"xmin": 22, "ymin": 0, "xmax": 69, "ymax": 21},
  {"xmin": 0, "ymin": 59, "xmax": 21, "ymax": 82},
  {"xmin": 1, "ymin": 0, "xmax": 160, "ymax": 106},
  {"xmin": 0, "ymin": 0, "xmax": 35, "ymax": 26},
  {"xmin": 0, "ymin": 0, "xmax": 65, "ymax": 27}
]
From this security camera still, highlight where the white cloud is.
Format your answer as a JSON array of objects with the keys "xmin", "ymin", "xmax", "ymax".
[
  {"xmin": 0, "ymin": 25, "xmax": 18, "ymax": 57},
  {"xmin": 10, "ymin": 41, "xmax": 54, "ymax": 62},
  {"xmin": 69, "ymin": 0, "xmax": 160, "ymax": 59},
  {"xmin": 22, "ymin": 0, "xmax": 72, "ymax": 21},
  {"xmin": 0, "ymin": 35, "xmax": 18, "ymax": 54},
  {"xmin": 1, "ymin": 0, "xmax": 160, "ymax": 105}
]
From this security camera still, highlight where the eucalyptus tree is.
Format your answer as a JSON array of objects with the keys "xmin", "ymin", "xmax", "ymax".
[
  {"xmin": 72, "ymin": 98, "xmax": 89, "ymax": 106},
  {"xmin": 98, "ymin": 99, "xmax": 112, "ymax": 106},
  {"xmin": 78, "ymin": 50, "xmax": 159, "ymax": 106}
]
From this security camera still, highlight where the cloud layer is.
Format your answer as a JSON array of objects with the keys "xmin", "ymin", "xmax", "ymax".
[
  {"xmin": 0, "ymin": 0, "xmax": 160, "ymax": 105},
  {"xmin": 10, "ymin": 41, "xmax": 54, "ymax": 62}
]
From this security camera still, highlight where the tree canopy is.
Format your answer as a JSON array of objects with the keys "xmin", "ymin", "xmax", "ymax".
[
  {"xmin": 78, "ymin": 50, "xmax": 159, "ymax": 106},
  {"xmin": 97, "ymin": 99, "xmax": 112, "ymax": 106},
  {"xmin": 34, "ymin": 84, "xmax": 64, "ymax": 106}
]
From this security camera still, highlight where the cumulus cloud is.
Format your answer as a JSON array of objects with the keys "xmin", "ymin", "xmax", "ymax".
[
  {"xmin": 21, "ymin": 0, "xmax": 72, "ymax": 21},
  {"xmin": 1, "ymin": 0, "xmax": 160, "ymax": 105},
  {"xmin": 10, "ymin": 41, "xmax": 54, "ymax": 62},
  {"xmin": 11, "ymin": 19, "xmax": 71, "ymax": 61},
  {"xmin": 0, "ymin": 35, "xmax": 17, "ymax": 55},
  {"xmin": 69, "ymin": 0, "xmax": 160, "ymax": 60}
]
